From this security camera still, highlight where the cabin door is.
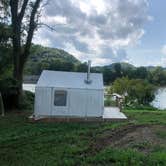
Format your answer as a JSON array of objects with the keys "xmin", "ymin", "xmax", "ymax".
[{"xmin": 51, "ymin": 88, "xmax": 69, "ymax": 116}]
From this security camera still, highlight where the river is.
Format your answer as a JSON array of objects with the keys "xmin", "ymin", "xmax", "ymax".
[
  {"xmin": 23, "ymin": 83, "xmax": 36, "ymax": 93},
  {"xmin": 23, "ymin": 84, "xmax": 166, "ymax": 110},
  {"xmin": 150, "ymin": 87, "xmax": 166, "ymax": 110}
]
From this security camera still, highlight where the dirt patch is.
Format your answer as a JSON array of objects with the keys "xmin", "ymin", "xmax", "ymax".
[{"xmin": 93, "ymin": 124, "xmax": 166, "ymax": 154}]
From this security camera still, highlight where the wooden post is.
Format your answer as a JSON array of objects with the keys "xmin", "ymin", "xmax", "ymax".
[
  {"xmin": 0, "ymin": 92, "xmax": 5, "ymax": 116},
  {"xmin": 119, "ymin": 101, "xmax": 122, "ymax": 112},
  {"xmin": 116, "ymin": 96, "xmax": 119, "ymax": 107}
]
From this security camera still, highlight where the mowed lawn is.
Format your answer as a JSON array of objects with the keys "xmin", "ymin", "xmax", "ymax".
[{"xmin": 0, "ymin": 110, "xmax": 166, "ymax": 166}]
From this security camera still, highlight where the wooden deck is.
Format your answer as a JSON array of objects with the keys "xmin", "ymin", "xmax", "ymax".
[{"xmin": 103, "ymin": 107, "xmax": 127, "ymax": 120}]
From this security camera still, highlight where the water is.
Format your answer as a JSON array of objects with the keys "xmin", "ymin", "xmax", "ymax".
[
  {"xmin": 151, "ymin": 87, "xmax": 166, "ymax": 110},
  {"xmin": 23, "ymin": 83, "xmax": 36, "ymax": 93},
  {"xmin": 23, "ymin": 84, "xmax": 166, "ymax": 110}
]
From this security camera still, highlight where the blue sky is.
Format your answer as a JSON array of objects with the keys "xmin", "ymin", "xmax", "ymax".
[
  {"xmin": 34, "ymin": 0, "xmax": 166, "ymax": 66},
  {"xmin": 143, "ymin": 0, "xmax": 166, "ymax": 47},
  {"xmin": 128, "ymin": 0, "xmax": 166, "ymax": 66}
]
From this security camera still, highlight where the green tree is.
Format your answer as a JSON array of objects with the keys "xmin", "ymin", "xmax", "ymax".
[
  {"xmin": 1, "ymin": 0, "xmax": 42, "ymax": 106},
  {"xmin": 0, "ymin": 1, "xmax": 12, "ymax": 75},
  {"xmin": 114, "ymin": 63, "xmax": 122, "ymax": 78},
  {"xmin": 75, "ymin": 62, "xmax": 88, "ymax": 72},
  {"xmin": 102, "ymin": 67, "xmax": 116, "ymax": 84},
  {"xmin": 110, "ymin": 77, "xmax": 155, "ymax": 105},
  {"xmin": 0, "ymin": 19, "xmax": 12, "ymax": 79},
  {"xmin": 135, "ymin": 67, "xmax": 148, "ymax": 79},
  {"xmin": 150, "ymin": 67, "xmax": 166, "ymax": 86},
  {"xmin": 109, "ymin": 77, "xmax": 130, "ymax": 95}
]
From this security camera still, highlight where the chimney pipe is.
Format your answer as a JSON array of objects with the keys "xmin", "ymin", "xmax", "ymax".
[{"xmin": 85, "ymin": 60, "xmax": 92, "ymax": 84}]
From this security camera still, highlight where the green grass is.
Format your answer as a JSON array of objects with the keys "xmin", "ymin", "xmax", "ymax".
[
  {"xmin": 0, "ymin": 110, "xmax": 166, "ymax": 166},
  {"xmin": 155, "ymin": 130, "xmax": 166, "ymax": 139},
  {"xmin": 124, "ymin": 109, "xmax": 166, "ymax": 125}
]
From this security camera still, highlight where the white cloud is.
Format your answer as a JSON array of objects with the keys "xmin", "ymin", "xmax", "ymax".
[
  {"xmin": 33, "ymin": 0, "xmax": 151, "ymax": 66},
  {"xmin": 162, "ymin": 45, "xmax": 166, "ymax": 55}
]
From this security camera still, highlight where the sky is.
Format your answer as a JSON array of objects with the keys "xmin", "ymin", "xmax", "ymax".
[{"xmin": 33, "ymin": 0, "xmax": 166, "ymax": 67}]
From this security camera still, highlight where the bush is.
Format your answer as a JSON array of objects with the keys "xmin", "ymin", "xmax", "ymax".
[
  {"xmin": 104, "ymin": 96, "xmax": 117, "ymax": 106},
  {"xmin": 0, "ymin": 76, "xmax": 34, "ymax": 111},
  {"xmin": 0, "ymin": 77, "xmax": 19, "ymax": 110},
  {"xmin": 109, "ymin": 77, "xmax": 156, "ymax": 106},
  {"xmin": 20, "ymin": 91, "xmax": 34, "ymax": 111}
]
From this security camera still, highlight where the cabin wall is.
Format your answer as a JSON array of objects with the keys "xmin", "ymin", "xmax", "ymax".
[
  {"xmin": 86, "ymin": 89, "xmax": 104, "ymax": 117},
  {"xmin": 35, "ymin": 87, "xmax": 104, "ymax": 117},
  {"xmin": 34, "ymin": 87, "xmax": 52, "ymax": 116},
  {"xmin": 68, "ymin": 89, "xmax": 86, "ymax": 117},
  {"xmin": 69, "ymin": 89, "xmax": 104, "ymax": 117}
]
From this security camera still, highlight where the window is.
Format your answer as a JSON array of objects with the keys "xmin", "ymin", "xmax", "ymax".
[{"xmin": 54, "ymin": 90, "xmax": 67, "ymax": 106}]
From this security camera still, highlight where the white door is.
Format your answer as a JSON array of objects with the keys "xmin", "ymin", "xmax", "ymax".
[{"xmin": 51, "ymin": 88, "xmax": 69, "ymax": 116}]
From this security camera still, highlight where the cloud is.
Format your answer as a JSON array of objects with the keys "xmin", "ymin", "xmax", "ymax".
[
  {"xmin": 33, "ymin": 0, "xmax": 151, "ymax": 66},
  {"xmin": 162, "ymin": 45, "xmax": 166, "ymax": 55},
  {"xmin": 126, "ymin": 47, "xmax": 166, "ymax": 67}
]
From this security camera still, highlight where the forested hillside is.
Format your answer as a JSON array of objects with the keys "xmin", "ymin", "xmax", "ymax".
[
  {"xmin": 23, "ymin": 45, "xmax": 166, "ymax": 86},
  {"xmin": 24, "ymin": 45, "xmax": 80, "ymax": 75}
]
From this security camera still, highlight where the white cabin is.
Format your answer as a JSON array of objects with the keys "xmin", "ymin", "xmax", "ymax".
[{"xmin": 34, "ymin": 70, "xmax": 104, "ymax": 118}]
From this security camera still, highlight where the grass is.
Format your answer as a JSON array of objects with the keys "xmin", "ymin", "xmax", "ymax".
[
  {"xmin": 124, "ymin": 109, "xmax": 166, "ymax": 125},
  {"xmin": 0, "ymin": 109, "xmax": 166, "ymax": 166},
  {"xmin": 155, "ymin": 130, "xmax": 166, "ymax": 139}
]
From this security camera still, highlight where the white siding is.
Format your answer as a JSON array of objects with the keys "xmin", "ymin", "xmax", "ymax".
[
  {"xmin": 86, "ymin": 90, "xmax": 104, "ymax": 117},
  {"xmin": 35, "ymin": 87, "xmax": 52, "ymax": 116},
  {"xmin": 69, "ymin": 89, "xmax": 103, "ymax": 117},
  {"xmin": 35, "ymin": 87, "xmax": 104, "ymax": 117},
  {"xmin": 69, "ymin": 89, "xmax": 87, "ymax": 117}
]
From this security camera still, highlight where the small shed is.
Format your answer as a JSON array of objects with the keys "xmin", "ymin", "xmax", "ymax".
[{"xmin": 34, "ymin": 69, "xmax": 104, "ymax": 118}]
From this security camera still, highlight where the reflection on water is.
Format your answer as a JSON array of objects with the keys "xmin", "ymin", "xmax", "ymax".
[
  {"xmin": 151, "ymin": 87, "xmax": 166, "ymax": 110},
  {"xmin": 23, "ymin": 84, "xmax": 166, "ymax": 110},
  {"xmin": 23, "ymin": 84, "xmax": 36, "ymax": 93}
]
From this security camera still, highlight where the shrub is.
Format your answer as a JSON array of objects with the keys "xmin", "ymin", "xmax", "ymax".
[
  {"xmin": 20, "ymin": 91, "xmax": 34, "ymax": 111},
  {"xmin": 109, "ymin": 77, "xmax": 156, "ymax": 106},
  {"xmin": 0, "ymin": 77, "xmax": 18, "ymax": 110}
]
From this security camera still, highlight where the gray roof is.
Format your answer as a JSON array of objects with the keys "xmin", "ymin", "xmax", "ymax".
[{"xmin": 36, "ymin": 70, "xmax": 103, "ymax": 90}]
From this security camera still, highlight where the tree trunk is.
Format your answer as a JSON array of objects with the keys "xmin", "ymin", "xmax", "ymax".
[
  {"xmin": 10, "ymin": 0, "xmax": 41, "ymax": 108},
  {"xmin": 0, "ymin": 92, "xmax": 5, "ymax": 116},
  {"xmin": 13, "ymin": 52, "xmax": 24, "ymax": 108}
]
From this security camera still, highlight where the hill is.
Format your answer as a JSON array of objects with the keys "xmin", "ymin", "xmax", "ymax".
[
  {"xmin": 23, "ymin": 45, "xmax": 166, "ymax": 86},
  {"xmin": 24, "ymin": 45, "xmax": 166, "ymax": 76},
  {"xmin": 108, "ymin": 62, "xmax": 135, "ymax": 70},
  {"xmin": 92, "ymin": 62, "xmax": 135, "ymax": 72},
  {"xmin": 24, "ymin": 45, "xmax": 80, "ymax": 75}
]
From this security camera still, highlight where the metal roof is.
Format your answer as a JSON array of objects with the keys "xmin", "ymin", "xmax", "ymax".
[{"xmin": 36, "ymin": 70, "xmax": 104, "ymax": 90}]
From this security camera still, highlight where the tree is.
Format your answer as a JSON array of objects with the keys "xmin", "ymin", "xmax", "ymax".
[
  {"xmin": 109, "ymin": 77, "xmax": 130, "ymax": 95},
  {"xmin": 114, "ymin": 63, "xmax": 122, "ymax": 78},
  {"xmin": 110, "ymin": 77, "xmax": 155, "ymax": 105},
  {"xmin": 102, "ymin": 67, "xmax": 116, "ymax": 84},
  {"xmin": 0, "ymin": 1, "xmax": 12, "ymax": 75},
  {"xmin": 135, "ymin": 67, "xmax": 148, "ymax": 79},
  {"xmin": 150, "ymin": 67, "xmax": 166, "ymax": 86},
  {"xmin": 0, "ymin": 23, "xmax": 12, "ymax": 77},
  {"xmin": 75, "ymin": 62, "xmax": 88, "ymax": 72},
  {"xmin": 0, "ymin": 92, "xmax": 5, "ymax": 116},
  {"xmin": 4, "ymin": 0, "xmax": 42, "ymax": 106}
]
